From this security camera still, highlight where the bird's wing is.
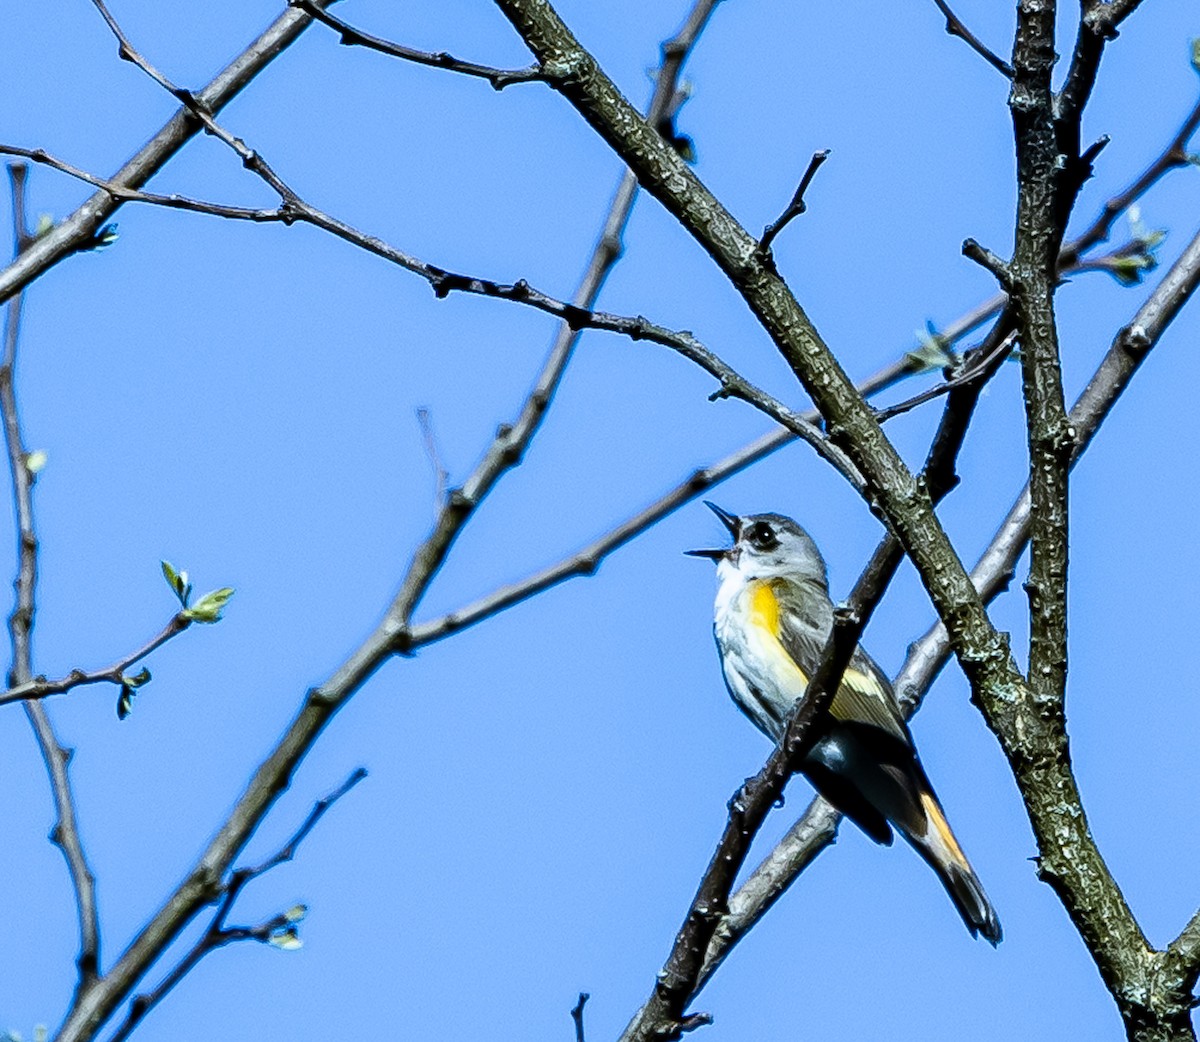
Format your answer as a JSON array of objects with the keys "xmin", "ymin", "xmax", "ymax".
[{"xmin": 772, "ymin": 580, "xmax": 911, "ymax": 746}]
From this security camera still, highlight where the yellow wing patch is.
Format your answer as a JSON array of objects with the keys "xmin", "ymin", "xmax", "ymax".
[{"xmin": 842, "ymin": 666, "xmax": 885, "ymax": 698}]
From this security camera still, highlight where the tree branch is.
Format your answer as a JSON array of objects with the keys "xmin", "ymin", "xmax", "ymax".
[
  {"xmin": 0, "ymin": 0, "xmax": 336, "ymax": 307},
  {"xmin": 404, "ymin": 351, "xmax": 918, "ymax": 648},
  {"xmin": 489, "ymin": 0, "xmax": 1033, "ymax": 846},
  {"xmin": 930, "ymin": 0, "xmax": 1013, "ymax": 77},
  {"xmin": 4, "ymin": 163, "xmax": 102, "ymax": 992},
  {"xmin": 0, "ymin": 612, "xmax": 190, "ymax": 709},
  {"xmin": 105, "ymin": 769, "xmax": 366, "ymax": 1042},
  {"xmin": 756, "ymin": 149, "xmax": 831, "ymax": 262},
  {"xmin": 47, "ymin": 5, "xmax": 731, "ymax": 1039},
  {"xmin": 287, "ymin": 0, "xmax": 547, "ymax": 88}
]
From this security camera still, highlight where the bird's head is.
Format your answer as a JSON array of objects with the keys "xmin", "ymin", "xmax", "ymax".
[{"xmin": 686, "ymin": 501, "xmax": 828, "ymax": 587}]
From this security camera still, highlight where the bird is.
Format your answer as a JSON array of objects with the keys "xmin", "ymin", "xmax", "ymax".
[{"xmin": 687, "ymin": 501, "xmax": 1002, "ymax": 945}]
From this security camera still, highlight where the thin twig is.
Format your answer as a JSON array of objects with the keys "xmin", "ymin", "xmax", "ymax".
[
  {"xmin": 404, "ymin": 355, "xmax": 910, "ymax": 648},
  {"xmin": 756, "ymin": 149, "xmax": 830, "ymax": 260},
  {"xmin": 571, "ymin": 993, "xmax": 589, "ymax": 1042},
  {"xmin": 79, "ymin": 6, "xmax": 813, "ymax": 450},
  {"xmin": 415, "ymin": 408, "xmax": 449, "ymax": 508},
  {"xmin": 1060, "ymin": 92, "xmax": 1200, "ymax": 266},
  {"xmin": 404, "ymin": 74, "xmax": 1199, "ymax": 646},
  {"xmin": 0, "ymin": 144, "xmax": 294, "ymax": 222},
  {"xmin": 875, "ymin": 331, "xmax": 1016, "ymax": 422},
  {"xmin": 0, "ymin": 612, "xmax": 190, "ymax": 709},
  {"xmin": 931, "ymin": 0, "xmax": 1013, "ymax": 77},
  {"xmin": 0, "ymin": 0, "xmax": 336, "ymax": 308},
  {"xmin": 4, "ymin": 163, "xmax": 102, "ymax": 988},
  {"xmin": 381, "ymin": 0, "xmax": 733, "ymax": 643},
  {"xmin": 287, "ymin": 0, "xmax": 548, "ymax": 89},
  {"xmin": 105, "ymin": 769, "xmax": 367, "ymax": 1042}
]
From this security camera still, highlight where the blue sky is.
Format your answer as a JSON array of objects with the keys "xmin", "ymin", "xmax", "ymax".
[{"xmin": 2, "ymin": 1, "xmax": 1199, "ymax": 1039}]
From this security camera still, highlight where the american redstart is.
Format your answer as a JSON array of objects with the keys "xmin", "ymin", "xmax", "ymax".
[{"xmin": 689, "ymin": 502, "xmax": 1001, "ymax": 944}]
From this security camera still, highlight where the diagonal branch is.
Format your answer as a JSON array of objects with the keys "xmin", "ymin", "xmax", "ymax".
[
  {"xmin": 104, "ymin": 769, "xmax": 366, "ymax": 1042},
  {"xmin": 385, "ymin": 0, "xmax": 728, "ymax": 636},
  {"xmin": 0, "ymin": 0, "xmax": 337, "ymax": 307},
  {"xmin": 488, "ymin": 0, "xmax": 1032, "ymax": 816},
  {"xmin": 931, "ymin": 0, "xmax": 1013, "ymax": 77},
  {"xmin": 0, "ymin": 611, "xmax": 190, "ymax": 709},
  {"xmin": 756, "ymin": 149, "xmax": 831, "ymax": 261},
  {"xmin": 287, "ymin": 0, "xmax": 547, "ymax": 88}
]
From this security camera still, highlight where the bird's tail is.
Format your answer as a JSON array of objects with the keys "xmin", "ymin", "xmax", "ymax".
[{"xmin": 900, "ymin": 789, "xmax": 1002, "ymax": 946}]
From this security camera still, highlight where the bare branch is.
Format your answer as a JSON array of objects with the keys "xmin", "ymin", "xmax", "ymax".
[
  {"xmin": 756, "ymin": 149, "xmax": 831, "ymax": 260},
  {"xmin": 963, "ymin": 236, "xmax": 1013, "ymax": 284},
  {"xmin": 287, "ymin": 0, "xmax": 548, "ymax": 88},
  {"xmin": 0, "ymin": 0, "xmax": 336, "ymax": 307},
  {"xmin": 0, "ymin": 144, "xmax": 294, "ymax": 223},
  {"xmin": 875, "ymin": 331, "xmax": 1016, "ymax": 422},
  {"xmin": 571, "ymin": 993, "xmax": 589, "ymax": 1042},
  {"xmin": 4, "ymin": 163, "xmax": 102, "ymax": 990},
  {"xmin": 619, "ymin": 596, "xmax": 875, "ymax": 1041},
  {"xmin": 106, "ymin": 769, "xmax": 366, "ymax": 1042},
  {"xmin": 0, "ymin": 612, "xmax": 190, "ymax": 710},
  {"xmin": 1062, "ymin": 93, "xmax": 1200, "ymax": 266},
  {"xmin": 931, "ymin": 0, "xmax": 1013, "ymax": 77},
  {"xmin": 405, "ymin": 351, "xmax": 918, "ymax": 647}
]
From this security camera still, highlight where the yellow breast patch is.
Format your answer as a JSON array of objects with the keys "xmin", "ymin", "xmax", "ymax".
[
  {"xmin": 748, "ymin": 580, "xmax": 781, "ymax": 635},
  {"xmin": 746, "ymin": 580, "xmax": 810, "ymax": 691}
]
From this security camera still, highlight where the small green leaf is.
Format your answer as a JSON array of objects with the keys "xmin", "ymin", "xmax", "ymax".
[
  {"xmin": 117, "ymin": 683, "xmax": 135, "ymax": 720},
  {"xmin": 284, "ymin": 904, "xmax": 308, "ymax": 923},
  {"xmin": 24, "ymin": 450, "xmax": 47, "ymax": 474},
  {"xmin": 161, "ymin": 560, "xmax": 192, "ymax": 607},
  {"xmin": 905, "ymin": 324, "xmax": 955, "ymax": 374},
  {"xmin": 122, "ymin": 667, "xmax": 151, "ymax": 689},
  {"xmin": 183, "ymin": 587, "xmax": 234, "ymax": 624},
  {"xmin": 268, "ymin": 926, "xmax": 303, "ymax": 951},
  {"xmin": 1191, "ymin": 37, "xmax": 1200, "ymax": 75},
  {"xmin": 91, "ymin": 223, "xmax": 119, "ymax": 250},
  {"xmin": 34, "ymin": 214, "xmax": 54, "ymax": 239}
]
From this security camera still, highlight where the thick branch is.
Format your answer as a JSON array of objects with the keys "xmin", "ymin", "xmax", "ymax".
[{"xmin": 489, "ymin": 0, "xmax": 1031, "ymax": 846}]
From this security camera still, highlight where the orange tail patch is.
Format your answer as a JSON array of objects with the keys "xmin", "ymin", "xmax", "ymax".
[{"xmin": 920, "ymin": 791, "xmax": 969, "ymax": 865}]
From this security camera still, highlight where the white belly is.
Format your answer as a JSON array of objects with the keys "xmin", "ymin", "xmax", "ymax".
[{"xmin": 713, "ymin": 563, "xmax": 809, "ymax": 741}]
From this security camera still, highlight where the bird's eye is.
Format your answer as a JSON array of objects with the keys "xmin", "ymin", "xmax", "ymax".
[{"xmin": 748, "ymin": 521, "xmax": 777, "ymax": 549}]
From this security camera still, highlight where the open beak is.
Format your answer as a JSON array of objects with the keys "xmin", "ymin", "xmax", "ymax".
[
  {"xmin": 704, "ymin": 500, "xmax": 740, "ymax": 537},
  {"xmin": 685, "ymin": 501, "xmax": 739, "ymax": 560}
]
